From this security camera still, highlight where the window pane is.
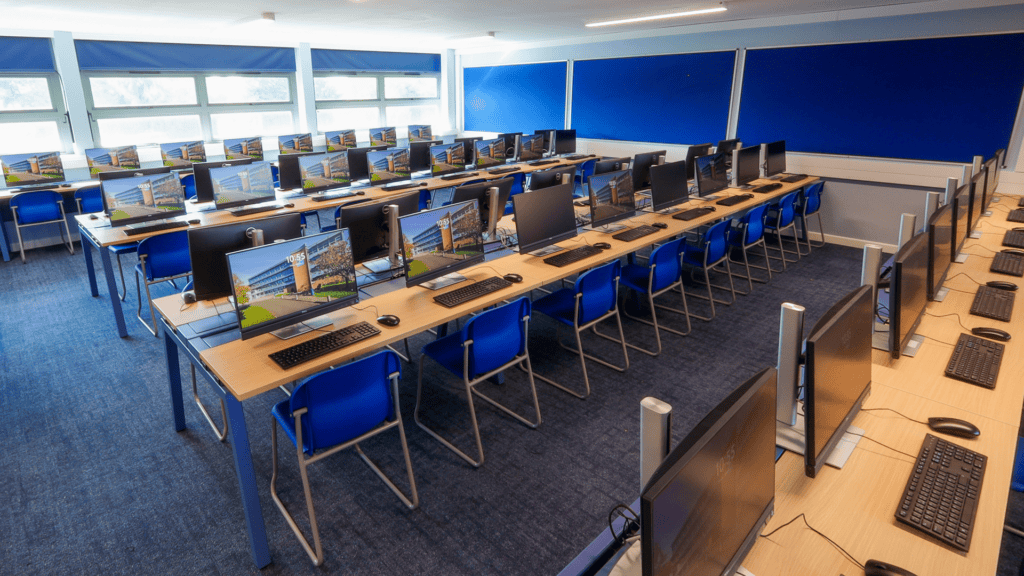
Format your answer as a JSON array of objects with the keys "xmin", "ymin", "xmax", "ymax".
[
  {"xmin": 206, "ymin": 76, "xmax": 291, "ymax": 104},
  {"xmin": 0, "ymin": 121, "xmax": 61, "ymax": 155},
  {"xmin": 96, "ymin": 115, "xmax": 202, "ymax": 147},
  {"xmin": 90, "ymin": 77, "xmax": 198, "ymax": 108},
  {"xmin": 384, "ymin": 77, "xmax": 438, "ymax": 99},
  {"xmin": 317, "ymin": 107, "xmax": 380, "ymax": 131},
  {"xmin": 0, "ymin": 78, "xmax": 53, "ymax": 111},
  {"xmin": 386, "ymin": 104, "xmax": 440, "ymax": 129},
  {"xmin": 210, "ymin": 111, "xmax": 294, "ymax": 140},
  {"xmin": 314, "ymin": 77, "xmax": 377, "ymax": 101}
]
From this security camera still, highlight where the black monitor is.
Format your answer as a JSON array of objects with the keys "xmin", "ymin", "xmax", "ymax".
[
  {"xmin": 695, "ymin": 152, "xmax": 730, "ymax": 197},
  {"xmin": 347, "ymin": 145, "xmax": 387, "ymax": 182},
  {"xmin": 497, "ymin": 133, "xmax": 521, "ymax": 158},
  {"xmin": 340, "ymin": 192, "xmax": 420, "ymax": 264},
  {"xmin": 530, "ymin": 166, "xmax": 574, "ymax": 191},
  {"xmin": 518, "ymin": 134, "xmax": 545, "ymax": 162},
  {"xmin": 210, "ymin": 162, "xmax": 276, "ymax": 209},
  {"xmin": 194, "ymin": 158, "xmax": 254, "ymax": 203},
  {"xmin": 369, "ymin": 127, "xmax": 397, "ymax": 147},
  {"xmin": 1, "ymin": 151, "xmax": 66, "ymax": 188},
  {"xmin": 649, "ymin": 160, "xmax": 689, "ymax": 212},
  {"xmin": 398, "ymin": 199, "xmax": 486, "ymax": 288},
  {"xmin": 226, "ymin": 229, "xmax": 359, "ymax": 340},
  {"xmin": 554, "ymin": 129, "xmax": 576, "ymax": 154},
  {"xmin": 188, "ymin": 214, "xmax": 303, "ymax": 301},
  {"xmin": 889, "ymin": 232, "xmax": 928, "ymax": 360},
  {"xmin": 101, "ymin": 172, "xmax": 186, "ymax": 227},
  {"xmin": 717, "ymin": 139, "xmax": 740, "ymax": 169},
  {"xmin": 86, "ymin": 146, "xmax": 141, "ymax": 174},
  {"xmin": 452, "ymin": 177, "xmax": 514, "ymax": 232},
  {"xmin": 367, "ymin": 148, "xmax": 410, "ymax": 185},
  {"xmin": 594, "ymin": 157, "xmax": 630, "ymax": 175},
  {"xmin": 298, "ymin": 152, "xmax": 350, "ymax": 193},
  {"xmin": 278, "ymin": 133, "xmax": 313, "ymax": 154},
  {"xmin": 641, "ymin": 366, "xmax": 776, "ymax": 576},
  {"xmin": 98, "ymin": 166, "xmax": 172, "ymax": 181},
  {"xmin": 684, "ymin": 144, "xmax": 712, "ymax": 181},
  {"xmin": 534, "ymin": 129, "xmax": 556, "ymax": 154},
  {"xmin": 632, "ymin": 150, "xmax": 666, "ymax": 192},
  {"xmin": 325, "ymin": 130, "xmax": 357, "ymax": 152},
  {"xmin": 430, "ymin": 143, "xmax": 466, "ymax": 177},
  {"xmin": 277, "ymin": 152, "xmax": 320, "ymax": 190},
  {"xmin": 968, "ymin": 167, "xmax": 985, "ymax": 235},
  {"xmin": 474, "ymin": 138, "xmax": 506, "ymax": 168},
  {"xmin": 410, "ymin": 140, "xmax": 442, "ymax": 173},
  {"xmin": 587, "ymin": 169, "xmax": 636, "ymax": 228},
  {"xmin": 804, "ymin": 284, "xmax": 873, "ymax": 478},
  {"xmin": 951, "ymin": 184, "xmax": 970, "ymax": 261},
  {"xmin": 734, "ymin": 145, "xmax": 761, "ymax": 188},
  {"xmin": 223, "ymin": 137, "xmax": 263, "ymax": 161},
  {"xmin": 455, "ymin": 137, "xmax": 482, "ymax": 167},
  {"xmin": 512, "ymin": 182, "xmax": 577, "ymax": 253},
  {"xmin": 927, "ymin": 202, "xmax": 953, "ymax": 301},
  {"xmin": 408, "ymin": 125, "xmax": 433, "ymax": 143},
  {"xmin": 160, "ymin": 141, "xmax": 206, "ymax": 168},
  {"xmin": 765, "ymin": 140, "xmax": 786, "ymax": 178},
  {"xmin": 983, "ymin": 158, "xmax": 997, "ymax": 210}
]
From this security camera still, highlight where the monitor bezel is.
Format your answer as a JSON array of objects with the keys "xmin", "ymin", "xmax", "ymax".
[{"xmin": 97, "ymin": 166, "xmax": 173, "ymax": 181}]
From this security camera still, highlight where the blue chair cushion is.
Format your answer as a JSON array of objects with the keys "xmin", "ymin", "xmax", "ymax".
[
  {"xmin": 620, "ymin": 263, "xmax": 652, "ymax": 294},
  {"xmin": 109, "ymin": 243, "xmax": 138, "ymax": 256},
  {"xmin": 533, "ymin": 288, "xmax": 578, "ymax": 327},
  {"xmin": 12, "ymin": 191, "xmax": 63, "ymax": 224},
  {"xmin": 682, "ymin": 242, "xmax": 705, "ymax": 268},
  {"xmin": 422, "ymin": 331, "xmax": 468, "ymax": 377}
]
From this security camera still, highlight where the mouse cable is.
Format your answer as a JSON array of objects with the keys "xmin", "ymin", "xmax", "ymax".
[
  {"xmin": 607, "ymin": 503, "xmax": 640, "ymax": 545},
  {"xmin": 924, "ymin": 311, "xmax": 971, "ymax": 331},
  {"xmin": 861, "ymin": 408, "xmax": 929, "ymax": 426},
  {"xmin": 760, "ymin": 513, "xmax": 865, "ymax": 570},
  {"xmin": 844, "ymin": 429, "xmax": 919, "ymax": 461},
  {"xmin": 917, "ymin": 333, "xmax": 957, "ymax": 347},
  {"xmin": 980, "ymin": 220, "xmax": 1012, "ymax": 231},
  {"xmin": 964, "ymin": 244, "xmax": 999, "ymax": 254},
  {"xmin": 473, "ymin": 264, "xmax": 510, "ymax": 278},
  {"xmin": 946, "ymin": 272, "xmax": 985, "ymax": 286},
  {"xmin": 351, "ymin": 303, "xmax": 380, "ymax": 317},
  {"xmin": 960, "ymin": 250, "xmax": 994, "ymax": 259}
]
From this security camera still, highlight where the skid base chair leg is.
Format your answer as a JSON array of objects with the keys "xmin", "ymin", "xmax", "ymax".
[
  {"xmin": 765, "ymin": 229, "xmax": 801, "ymax": 268},
  {"xmin": 799, "ymin": 213, "xmax": 827, "ymax": 253},
  {"xmin": 533, "ymin": 314, "xmax": 630, "ymax": 399},
  {"xmin": 622, "ymin": 287, "xmax": 692, "ymax": 356},
  {"xmin": 191, "ymin": 365, "xmax": 227, "ymax": 441},
  {"xmin": 686, "ymin": 261, "xmax": 736, "ymax": 321},
  {"xmin": 731, "ymin": 242, "xmax": 773, "ymax": 293}
]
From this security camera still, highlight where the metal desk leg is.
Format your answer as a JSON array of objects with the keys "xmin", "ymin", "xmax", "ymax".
[
  {"xmin": 0, "ymin": 218, "xmax": 10, "ymax": 262},
  {"xmin": 99, "ymin": 241, "xmax": 129, "ymax": 337},
  {"xmin": 224, "ymin": 394, "xmax": 272, "ymax": 568},
  {"xmin": 163, "ymin": 324, "xmax": 186, "ymax": 432},
  {"xmin": 80, "ymin": 223, "xmax": 99, "ymax": 297}
]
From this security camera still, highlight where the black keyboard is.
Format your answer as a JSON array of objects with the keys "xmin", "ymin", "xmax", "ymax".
[
  {"xmin": 969, "ymin": 285, "xmax": 1015, "ymax": 322},
  {"xmin": 229, "ymin": 204, "xmax": 283, "ymax": 217},
  {"xmin": 309, "ymin": 191, "xmax": 356, "ymax": 202},
  {"xmin": 779, "ymin": 174, "xmax": 808, "ymax": 183},
  {"xmin": 527, "ymin": 160, "xmax": 559, "ymax": 167},
  {"xmin": 488, "ymin": 167, "xmax": 521, "ymax": 175},
  {"xmin": 268, "ymin": 321, "xmax": 381, "ymax": 370},
  {"xmin": 564, "ymin": 154, "xmax": 590, "ymax": 161},
  {"xmin": 896, "ymin": 433, "xmax": 985, "ymax": 552},
  {"xmin": 440, "ymin": 172, "xmax": 479, "ymax": 181},
  {"xmin": 543, "ymin": 245, "xmax": 604, "ymax": 267},
  {"xmin": 1003, "ymin": 229, "xmax": 1024, "ymax": 249},
  {"xmin": 945, "ymin": 333, "xmax": 1004, "ymax": 389},
  {"xmin": 1008, "ymin": 209, "xmax": 1024, "ymax": 223},
  {"xmin": 382, "ymin": 181, "xmax": 425, "ymax": 191},
  {"xmin": 672, "ymin": 207, "xmax": 716, "ymax": 221},
  {"xmin": 991, "ymin": 251, "xmax": 1024, "ymax": 277},
  {"xmin": 122, "ymin": 220, "xmax": 190, "ymax": 236},
  {"xmin": 753, "ymin": 183, "xmax": 783, "ymax": 193},
  {"xmin": 1018, "ymin": 197, "xmax": 1024, "ymax": 208},
  {"xmin": 612, "ymin": 225, "xmax": 660, "ymax": 242},
  {"xmin": 432, "ymin": 276, "xmax": 513, "ymax": 308},
  {"xmin": 716, "ymin": 194, "xmax": 753, "ymax": 206}
]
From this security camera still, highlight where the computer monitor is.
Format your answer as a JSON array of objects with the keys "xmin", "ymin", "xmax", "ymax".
[
  {"xmin": 804, "ymin": 284, "xmax": 873, "ymax": 477},
  {"xmin": 410, "ymin": 140, "xmax": 442, "ymax": 173},
  {"xmin": 951, "ymin": 185, "xmax": 970, "ymax": 261},
  {"xmin": 408, "ymin": 125, "xmax": 433, "ymax": 143},
  {"xmin": 993, "ymin": 149, "xmax": 1005, "ymax": 189},
  {"xmin": 649, "ymin": 160, "xmax": 689, "ymax": 212},
  {"xmin": 716, "ymin": 138, "xmax": 740, "ymax": 156},
  {"xmin": 347, "ymin": 145, "xmax": 388, "ymax": 182},
  {"xmin": 889, "ymin": 232, "xmax": 928, "ymax": 360},
  {"xmin": 474, "ymin": 139, "xmax": 506, "ymax": 168},
  {"xmin": 226, "ymin": 229, "xmax": 359, "ymax": 340},
  {"xmin": 927, "ymin": 202, "xmax": 953, "ymax": 301},
  {"xmin": 188, "ymin": 214, "xmax": 303, "ymax": 301},
  {"xmin": 298, "ymin": 152, "xmax": 351, "ymax": 193},
  {"xmin": 695, "ymin": 152, "xmax": 730, "ymax": 197},
  {"xmin": 369, "ymin": 127, "xmax": 397, "ymax": 147},
  {"xmin": 554, "ymin": 129, "xmax": 576, "ymax": 154},
  {"xmin": 366, "ymin": 148, "xmax": 411, "ymax": 185},
  {"xmin": 101, "ymin": 172, "xmax": 186, "ymax": 227},
  {"xmin": 98, "ymin": 166, "xmax": 172, "ymax": 181},
  {"xmin": 340, "ymin": 192, "xmax": 420, "ymax": 265},
  {"xmin": 277, "ymin": 152, "xmax": 320, "ymax": 190},
  {"xmin": 512, "ymin": 183, "xmax": 577, "ymax": 253},
  {"xmin": 325, "ymin": 130, "xmax": 357, "ymax": 152},
  {"xmin": 452, "ymin": 177, "xmax": 514, "ymax": 236},
  {"xmin": 631, "ymin": 150, "xmax": 667, "ymax": 192},
  {"xmin": 223, "ymin": 137, "xmax": 264, "ymax": 161},
  {"xmin": 518, "ymin": 134, "xmax": 545, "ymax": 162},
  {"xmin": 983, "ymin": 158, "xmax": 997, "ymax": 210},
  {"xmin": 1, "ymin": 151, "xmax": 66, "ymax": 188},
  {"xmin": 193, "ymin": 158, "xmax": 254, "ymax": 203},
  {"xmin": 587, "ymin": 169, "xmax": 636, "ymax": 229},
  {"xmin": 85, "ymin": 146, "xmax": 141, "ymax": 174},
  {"xmin": 641, "ymin": 366, "xmax": 776, "ymax": 576},
  {"xmin": 278, "ymin": 133, "xmax": 313, "ymax": 154},
  {"xmin": 497, "ymin": 133, "xmax": 521, "ymax": 158},
  {"xmin": 765, "ymin": 140, "xmax": 786, "ymax": 178},
  {"xmin": 430, "ymin": 143, "xmax": 466, "ymax": 177},
  {"xmin": 529, "ymin": 166, "xmax": 574, "ymax": 191},
  {"xmin": 734, "ymin": 145, "xmax": 761, "ymax": 188},
  {"xmin": 594, "ymin": 157, "xmax": 630, "ymax": 175},
  {"xmin": 210, "ymin": 162, "xmax": 276, "ymax": 210},
  {"xmin": 968, "ymin": 167, "xmax": 986, "ymax": 236},
  {"xmin": 398, "ymin": 199, "xmax": 486, "ymax": 288},
  {"xmin": 534, "ymin": 129, "xmax": 556, "ymax": 154},
  {"xmin": 684, "ymin": 144, "xmax": 712, "ymax": 181},
  {"xmin": 454, "ymin": 137, "xmax": 481, "ymax": 167},
  {"xmin": 160, "ymin": 141, "xmax": 206, "ymax": 168}
]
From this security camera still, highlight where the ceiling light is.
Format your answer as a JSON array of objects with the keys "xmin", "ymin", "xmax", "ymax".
[
  {"xmin": 451, "ymin": 32, "xmax": 496, "ymax": 42},
  {"xmin": 586, "ymin": 6, "xmax": 727, "ymax": 28}
]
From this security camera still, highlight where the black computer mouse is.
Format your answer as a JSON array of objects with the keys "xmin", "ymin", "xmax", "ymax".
[
  {"xmin": 188, "ymin": 219, "xmax": 201, "ymax": 225},
  {"xmin": 927, "ymin": 417, "xmax": 980, "ymax": 438},
  {"xmin": 864, "ymin": 559, "xmax": 917, "ymax": 576},
  {"xmin": 593, "ymin": 242, "xmax": 612, "ymax": 250},
  {"xmin": 59, "ymin": 183, "xmax": 72, "ymax": 188},
  {"xmin": 88, "ymin": 214, "xmax": 98, "ymax": 220},
  {"xmin": 1003, "ymin": 249, "xmax": 1024, "ymax": 256},
  {"xmin": 283, "ymin": 203, "xmax": 294, "ymax": 208},
  {"xmin": 376, "ymin": 315, "xmax": 400, "ymax": 327},
  {"xmin": 651, "ymin": 222, "xmax": 668, "ymax": 229},
  {"xmin": 972, "ymin": 326, "xmax": 1010, "ymax": 341},
  {"xmin": 503, "ymin": 273, "xmax": 523, "ymax": 283},
  {"xmin": 987, "ymin": 280, "xmax": 1018, "ymax": 291},
  {"xmin": 1014, "ymin": 227, "xmax": 1024, "ymax": 231},
  {"xmin": 356, "ymin": 191, "xmax": 366, "ymax": 195},
  {"xmin": 181, "ymin": 291, "xmax": 197, "ymax": 305}
]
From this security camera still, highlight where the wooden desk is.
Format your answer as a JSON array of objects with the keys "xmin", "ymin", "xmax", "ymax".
[{"xmin": 0, "ymin": 179, "xmax": 100, "ymax": 262}]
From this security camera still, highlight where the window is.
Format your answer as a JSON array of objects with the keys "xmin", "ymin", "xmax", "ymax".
[
  {"xmin": 384, "ymin": 77, "xmax": 438, "ymax": 99},
  {"xmin": 206, "ymin": 76, "xmax": 290, "ymax": 104},
  {"xmin": 89, "ymin": 77, "xmax": 198, "ymax": 108},
  {"xmin": 314, "ymin": 73, "xmax": 443, "ymax": 143},
  {"xmin": 0, "ymin": 74, "xmax": 72, "ymax": 154},
  {"xmin": 314, "ymin": 77, "xmax": 377, "ymax": 101},
  {"xmin": 210, "ymin": 111, "xmax": 295, "ymax": 140},
  {"xmin": 0, "ymin": 78, "xmax": 53, "ymax": 111},
  {"xmin": 95, "ymin": 115, "xmax": 202, "ymax": 147}
]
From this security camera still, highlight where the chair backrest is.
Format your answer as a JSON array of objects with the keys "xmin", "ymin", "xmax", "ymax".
[
  {"xmin": 11, "ymin": 190, "xmax": 63, "ymax": 224},
  {"xmin": 702, "ymin": 219, "xmax": 731, "ymax": 265},
  {"xmin": 289, "ymin": 350, "xmax": 401, "ymax": 454},
  {"xmin": 271, "ymin": 164, "xmax": 281, "ymax": 187},
  {"xmin": 137, "ymin": 230, "xmax": 192, "ymax": 281},
  {"xmin": 575, "ymin": 260, "xmax": 621, "ymax": 325},
  {"xmin": 181, "ymin": 174, "xmax": 197, "ymax": 201},
  {"xmin": 802, "ymin": 182, "xmax": 823, "ymax": 215},
  {"xmin": 775, "ymin": 191, "xmax": 799, "ymax": 227},
  {"xmin": 740, "ymin": 203, "xmax": 769, "ymax": 245},
  {"xmin": 74, "ymin": 187, "xmax": 104, "ymax": 213},
  {"xmin": 504, "ymin": 173, "xmax": 527, "ymax": 215},
  {"xmin": 649, "ymin": 237, "xmax": 686, "ymax": 292},
  {"xmin": 463, "ymin": 297, "xmax": 531, "ymax": 376},
  {"xmin": 577, "ymin": 159, "xmax": 597, "ymax": 183}
]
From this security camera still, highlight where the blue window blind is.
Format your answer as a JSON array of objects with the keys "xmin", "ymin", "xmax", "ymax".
[
  {"xmin": 739, "ymin": 34, "xmax": 1024, "ymax": 163},
  {"xmin": 463, "ymin": 62, "xmax": 567, "ymax": 133},
  {"xmin": 311, "ymin": 49, "xmax": 440, "ymax": 73},
  {"xmin": 571, "ymin": 51, "xmax": 735, "ymax": 145},
  {"xmin": 0, "ymin": 37, "xmax": 55, "ymax": 73},
  {"xmin": 75, "ymin": 40, "xmax": 295, "ymax": 72}
]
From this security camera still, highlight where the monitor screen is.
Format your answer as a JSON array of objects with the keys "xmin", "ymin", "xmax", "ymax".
[
  {"xmin": 211, "ymin": 162, "xmax": 276, "ymax": 209},
  {"xmin": 518, "ymin": 134, "xmax": 545, "ymax": 161},
  {"xmin": 452, "ymin": 177, "xmax": 515, "ymax": 231},
  {"xmin": 951, "ymin": 184, "xmax": 970, "ymax": 260},
  {"xmin": 454, "ymin": 137, "xmax": 481, "ymax": 166},
  {"xmin": 735, "ymin": 145, "xmax": 761, "ymax": 187},
  {"xmin": 474, "ymin": 139, "xmax": 506, "ymax": 168},
  {"xmin": 193, "ymin": 159, "xmax": 255, "ymax": 203},
  {"xmin": 642, "ymin": 366, "xmax": 776, "ymax": 576},
  {"xmin": 227, "ymin": 229, "xmax": 359, "ymax": 340},
  {"xmin": 160, "ymin": 141, "xmax": 207, "ymax": 168},
  {"xmin": 595, "ymin": 157, "xmax": 630, "ymax": 175},
  {"xmin": 928, "ymin": 202, "xmax": 953, "ymax": 301},
  {"xmin": 695, "ymin": 152, "xmax": 730, "ymax": 197},
  {"xmin": 410, "ymin": 140, "xmax": 442, "ymax": 172},
  {"xmin": 684, "ymin": 144, "xmax": 712, "ymax": 181},
  {"xmin": 968, "ymin": 169, "xmax": 985, "ymax": 235},
  {"xmin": 983, "ymin": 158, "xmax": 997, "ymax": 210},
  {"xmin": 367, "ymin": 148, "xmax": 411, "ymax": 185},
  {"xmin": 804, "ymin": 284, "xmax": 873, "ymax": 478},
  {"xmin": 588, "ymin": 169, "xmax": 636, "ymax": 228},
  {"xmin": 408, "ymin": 125, "xmax": 433, "ymax": 143},
  {"xmin": 717, "ymin": 139, "xmax": 740, "ymax": 169},
  {"xmin": 534, "ymin": 129, "xmax": 556, "ymax": 152},
  {"xmin": 890, "ymin": 232, "xmax": 929, "ymax": 360},
  {"xmin": 325, "ymin": 130, "xmax": 357, "ymax": 152},
  {"xmin": 188, "ymin": 214, "xmax": 303, "ymax": 301},
  {"xmin": 512, "ymin": 182, "xmax": 577, "ymax": 253},
  {"xmin": 530, "ymin": 166, "xmax": 574, "ymax": 191},
  {"xmin": 765, "ymin": 140, "xmax": 786, "ymax": 177},
  {"xmin": 555, "ymin": 129, "xmax": 576, "ymax": 154},
  {"xmin": 102, "ymin": 172, "xmax": 186, "ymax": 227},
  {"xmin": 98, "ymin": 166, "xmax": 172, "ymax": 181},
  {"xmin": 497, "ymin": 133, "xmax": 520, "ymax": 158},
  {"xmin": 86, "ymin": 146, "xmax": 141, "ymax": 174},
  {"xmin": 632, "ymin": 150, "xmax": 667, "ymax": 192},
  {"xmin": 341, "ymin": 192, "xmax": 420, "ymax": 265},
  {"xmin": 649, "ymin": 160, "xmax": 689, "ymax": 211},
  {"xmin": 299, "ymin": 152, "xmax": 350, "ymax": 193},
  {"xmin": 277, "ymin": 152, "xmax": 319, "ymax": 190},
  {"xmin": 347, "ymin": 145, "xmax": 387, "ymax": 182},
  {"xmin": 398, "ymin": 199, "xmax": 486, "ymax": 288},
  {"xmin": 430, "ymin": 143, "xmax": 466, "ymax": 176},
  {"xmin": 369, "ymin": 127, "xmax": 397, "ymax": 147},
  {"xmin": 278, "ymin": 133, "xmax": 313, "ymax": 154},
  {"xmin": 224, "ymin": 137, "xmax": 264, "ymax": 161},
  {"xmin": 1, "ymin": 151, "xmax": 66, "ymax": 188}
]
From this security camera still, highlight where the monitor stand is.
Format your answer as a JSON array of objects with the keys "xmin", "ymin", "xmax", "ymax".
[
  {"xmin": 776, "ymin": 408, "xmax": 864, "ymax": 470},
  {"xmin": 955, "ymin": 253, "xmax": 969, "ymax": 263},
  {"xmin": 702, "ymin": 194, "xmax": 723, "ymax": 201},
  {"xmin": 526, "ymin": 244, "xmax": 565, "ymax": 257},
  {"xmin": 271, "ymin": 315, "xmax": 333, "ymax": 340},
  {"xmin": 420, "ymin": 272, "xmax": 469, "ymax": 291},
  {"xmin": 362, "ymin": 257, "xmax": 393, "ymax": 274},
  {"xmin": 871, "ymin": 329, "xmax": 925, "ymax": 357},
  {"xmin": 585, "ymin": 223, "xmax": 629, "ymax": 233},
  {"xmin": 279, "ymin": 188, "xmax": 305, "ymax": 198},
  {"xmin": 970, "ymin": 230, "xmax": 982, "ymax": 239}
]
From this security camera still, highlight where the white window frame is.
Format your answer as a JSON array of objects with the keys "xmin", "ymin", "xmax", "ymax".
[
  {"xmin": 0, "ymin": 72, "xmax": 74, "ymax": 152},
  {"xmin": 314, "ymin": 71, "xmax": 442, "ymax": 132}
]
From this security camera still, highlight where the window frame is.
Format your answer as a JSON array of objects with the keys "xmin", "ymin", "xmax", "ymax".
[
  {"xmin": 0, "ymin": 72, "xmax": 74, "ymax": 153},
  {"xmin": 313, "ymin": 71, "xmax": 442, "ymax": 135}
]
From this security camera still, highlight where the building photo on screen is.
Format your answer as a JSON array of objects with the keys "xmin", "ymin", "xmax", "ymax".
[
  {"xmin": 399, "ymin": 200, "xmax": 483, "ymax": 281},
  {"xmin": 160, "ymin": 141, "xmax": 207, "ymax": 167},
  {"xmin": 224, "ymin": 137, "xmax": 264, "ymax": 161}
]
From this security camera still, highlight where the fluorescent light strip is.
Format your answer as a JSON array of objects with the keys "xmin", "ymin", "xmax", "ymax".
[{"xmin": 586, "ymin": 6, "xmax": 727, "ymax": 28}]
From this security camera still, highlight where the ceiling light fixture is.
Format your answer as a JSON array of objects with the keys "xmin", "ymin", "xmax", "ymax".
[
  {"xmin": 585, "ymin": 6, "xmax": 727, "ymax": 28},
  {"xmin": 451, "ymin": 31, "xmax": 496, "ymax": 42}
]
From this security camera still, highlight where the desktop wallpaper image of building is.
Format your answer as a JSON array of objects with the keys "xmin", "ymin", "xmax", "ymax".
[
  {"xmin": 160, "ymin": 141, "xmax": 206, "ymax": 167},
  {"xmin": 326, "ymin": 130, "xmax": 357, "ymax": 152},
  {"xmin": 370, "ymin": 127, "xmax": 397, "ymax": 147},
  {"xmin": 400, "ymin": 202, "xmax": 483, "ymax": 279},
  {"xmin": 1, "ymin": 151, "xmax": 64, "ymax": 185},
  {"xmin": 211, "ymin": 163, "xmax": 275, "ymax": 205},
  {"xmin": 431, "ymin": 143, "xmax": 465, "ymax": 174},
  {"xmin": 224, "ymin": 137, "xmax": 263, "ymax": 161},
  {"xmin": 85, "ymin": 146, "xmax": 141, "ymax": 174},
  {"xmin": 589, "ymin": 170, "xmax": 635, "ymax": 223},
  {"xmin": 368, "ymin": 148, "xmax": 410, "ymax": 183},
  {"xmin": 279, "ymin": 133, "xmax": 313, "ymax": 154},
  {"xmin": 104, "ymin": 174, "xmax": 185, "ymax": 222},
  {"xmin": 299, "ymin": 153, "xmax": 350, "ymax": 188}
]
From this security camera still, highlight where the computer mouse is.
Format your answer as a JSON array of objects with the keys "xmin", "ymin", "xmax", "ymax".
[
  {"xmin": 927, "ymin": 417, "xmax": 980, "ymax": 438},
  {"xmin": 376, "ymin": 315, "xmax": 400, "ymax": 327},
  {"xmin": 188, "ymin": 219, "xmax": 201, "ymax": 225},
  {"xmin": 503, "ymin": 273, "xmax": 523, "ymax": 283},
  {"xmin": 356, "ymin": 191, "xmax": 366, "ymax": 195},
  {"xmin": 864, "ymin": 559, "xmax": 917, "ymax": 576},
  {"xmin": 972, "ymin": 326, "xmax": 1011, "ymax": 341},
  {"xmin": 987, "ymin": 280, "xmax": 1018, "ymax": 291},
  {"xmin": 181, "ymin": 291, "xmax": 196, "ymax": 305},
  {"xmin": 59, "ymin": 183, "xmax": 72, "ymax": 188},
  {"xmin": 1014, "ymin": 227, "xmax": 1024, "ymax": 231},
  {"xmin": 707, "ymin": 206, "xmax": 717, "ymax": 211},
  {"xmin": 593, "ymin": 242, "xmax": 612, "ymax": 250},
  {"xmin": 651, "ymin": 222, "xmax": 668, "ymax": 229},
  {"xmin": 1002, "ymin": 249, "xmax": 1024, "ymax": 256},
  {"xmin": 88, "ymin": 214, "xmax": 98, "ymax": 220}
]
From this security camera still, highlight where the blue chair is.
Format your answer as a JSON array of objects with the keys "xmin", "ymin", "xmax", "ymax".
[
  {"xmin": 74, "ymin": 186, "xmax": 104, "ymax": 214},
  {"xmin": 135, "ymin": 231, "xmax": 192, "ymax": 336},
  {"xmin": 415, "ymin": 297, "xmax": 541, "ymax": 467},
  {"xmin": 574, "ymin": 158, "xmax": 597, "ymax": 198},
  {"xmin": 10, "ymin": 190, "xmax": 74, "ymax": 263},
  {"xmin": 271, "ymin": 350, "xmax": 418, "ymax": 565},
  {"xmin": 532, "ymin": 260, "xmax": 630, "ymax": 398},
  {"xmin": 681, "ymin": 219, "xmax": 736, "ymax": 321},
  {"xmin": 726, "ymin": 203, "xmax": 772, "ymax": 294},
  {"xmin": 795, "ymin": 181, "xmax": 826, "ymax": 253},
  {"xmin": 271, "ymin": 164, "xmax": 281, "ymax": 187},
  {"xmin": 620, "ymin": 237, "xmax": 691, "ymax": 356},
  {"xmin": 299, "ymin": 210, "xmax": 321, "ymax": 234},
  {"xmin": 180, "ymin": 173, "xmax": 197, "ymax": 201},
  {"xmin": 764, "ymin": 191, "xmax": 802, "ymax": 271},
  {"xmin": 503, "ymin": 172, "xmax": 526, "ymax": 215}
]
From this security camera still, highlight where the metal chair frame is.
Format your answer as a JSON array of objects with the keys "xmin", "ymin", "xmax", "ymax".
[
  {"xmin": 764, "ymin": 192, "xmax": 802, "ymax": 270},
  {"xmin": 727, "ymin": 209, "xmax": 773, "ymax": 295},
  {"xmin": 135, "ymin": 252, "xmax": 191, "ymax": 337},
  {"xmin": 796, "ymin": 183, "xmax": 826, "ymax": 253},
  {"xmin": 682, "ymin": 225, "xmax": 737, "ymax": 321},
  {"xmin": 620, "ymin": 246, "xmax": 692, "ymax": 356},
  {"xmin": 10, "ymin": 195, "xmax": 74, "ymax": 263}
]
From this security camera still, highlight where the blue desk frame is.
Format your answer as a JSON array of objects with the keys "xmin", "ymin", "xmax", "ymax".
[{"xmin": 79, "ymin": 221, "xmax": 130, "ymax": 338}]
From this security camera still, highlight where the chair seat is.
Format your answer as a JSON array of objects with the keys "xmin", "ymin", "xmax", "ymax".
[
  {"xmin": 109, "ymin": 243, "xmax": 138, "ymax": 255},
  {"xmin": 422, "ymin": 332, "xmax": 471, "ymax": 378},
  {"xmin": 16, "ymin": 203, "xmax": 62, "ymax": 224},
  {"xmin": 620, "ymin": 263, "xmax": 652, "ymax": 293},
  {"xmin": 532, "ymin": 288, "xmax": 577, "ymax": 326}
]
